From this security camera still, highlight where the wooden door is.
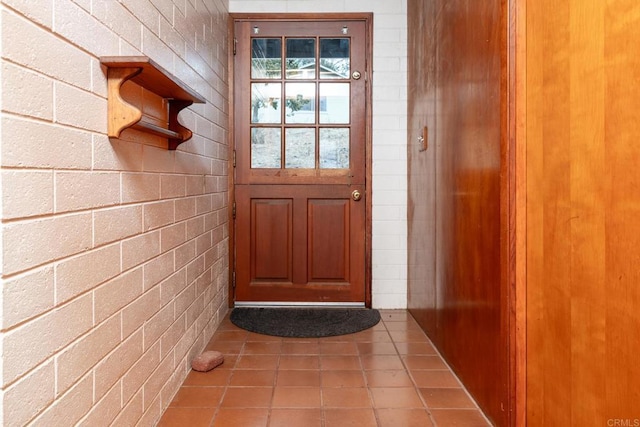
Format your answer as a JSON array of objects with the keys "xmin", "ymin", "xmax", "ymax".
[{"xmin": 232, "ymin": 16, "xmax": 371, "ymax": 305}]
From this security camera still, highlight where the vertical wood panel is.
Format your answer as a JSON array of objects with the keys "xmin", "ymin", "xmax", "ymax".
[
  {"xmin": 604, "ymin": 1, "xmax": 640, "ymax": 417},
  {"xmin": 568, "ymin": 2, "xmax": 607, "ymax": 424},
  {"xmin": 407, "ymin": 0, "xmax": 438, "ymax": 335},
  {"xmin": 534, "ymin": 1, "xmax": 573, "ymax": 424},
  {"xmin": 308, "ymin": 200, "xmax": 348, "ymax": 281},
  {"xmin": 252, "ymin": 199, "xmax": 293, "ymax": 280},
  {"xmin": 526, "ymin": 0, "xmax": 640, "ymax": 424},
  {"xmin": 407, "ymin": 0, "xmax": 510, "ymax": 425}
]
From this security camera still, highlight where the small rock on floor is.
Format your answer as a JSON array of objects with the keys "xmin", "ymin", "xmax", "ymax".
[{"xmin": 191, "ymin": 350, "xmax": 224, "ymax": 372}]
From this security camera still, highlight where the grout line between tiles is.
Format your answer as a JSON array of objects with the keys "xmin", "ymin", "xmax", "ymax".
[{"xmin": 164, "ymin": 311, "xmax": 492, "ymax": 427}]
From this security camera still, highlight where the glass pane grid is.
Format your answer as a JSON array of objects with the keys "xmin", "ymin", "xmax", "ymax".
[{"xmin": 249, "ymin": 36, "xmax": 352, "ymax": 170}]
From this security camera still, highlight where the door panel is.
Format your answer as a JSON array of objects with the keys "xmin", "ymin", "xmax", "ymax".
[
  {"xmin": 235, "ymin": 185, "xmax": 365, "ymax": 303},
  {"xmin": 252, "ymin": 199, "xmax": 292, "ymax": 281},
  {"xmin": 233, "ymin": 16, "xmax": 370, "ymax": 304},
  {"xmin": 308, "ymin": 199, "xmax": 348, "ymax": 281}
]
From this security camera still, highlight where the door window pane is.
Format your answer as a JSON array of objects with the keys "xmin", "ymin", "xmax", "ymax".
[
  {"xmin": 319, "ymin": 128, "xmax": 349, "ymax": 169},
  {"xmin": 320, "ymin": 38, "xmax": 350, "ymax": 79},
  {"xmin": 285, "ymin": 83, "xmax": 315, "ymax": 124},
  {"xmin": 252, "ymin": 38, "xmax": 282, "ymax": 79},
  {"xmin": 285, "ymin": 128, "xmax": 315, "ymax": 168},
  {"xmin": 286, "ymin": 38, "xmax": 316, "ymax": 79},
  {"xmin": 251, "ymin": 128, "xmax": 281, "ymax": 168},
  {"xmin": 251, "ymin": 83, "xmax": 281, "ymax": 124},
  {"xmin": 319, "ymin": 83, "xmax": 349, "ymax": 124}
]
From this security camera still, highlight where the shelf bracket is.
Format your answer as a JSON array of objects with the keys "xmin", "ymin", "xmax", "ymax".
[
  {"xmin": 168, "ymin": 99, "xmax": 194, "ymax": 150},
  {"xmin": 106, "ymin": 67, "xmax": 143, "ymax": 139}
]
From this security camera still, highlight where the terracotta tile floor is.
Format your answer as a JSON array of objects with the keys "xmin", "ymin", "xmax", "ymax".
[{"xmin": 159, "ymin": 310, "xmax": 491, "ymax": 427}]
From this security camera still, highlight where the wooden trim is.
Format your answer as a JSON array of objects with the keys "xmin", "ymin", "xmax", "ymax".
[
  {"xmin": 228, "ymin": 17, "xmax": 237, "ymax": 308},
  {"xmin": 363, "ymin": 13, "xmax": 373, "ymax": 308},
  {"xmin": 230, "ymin": 12, "xmax": 373, "ymax": 22},
  {"xmin": 228, "ymin": 13, "xmax": 374, "ymax": 308},
  {"xmin": 502, "ymin": 0, "xmax": 515, "ymax": 423},
  {"xmin": 510, "ymin": 0, "xmax": 528, "ymax": 424}
]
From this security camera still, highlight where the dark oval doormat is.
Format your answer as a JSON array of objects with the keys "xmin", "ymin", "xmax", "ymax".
[{"xmin": 230, "ymin": 307, "xmax": 381, "ymax": 338}]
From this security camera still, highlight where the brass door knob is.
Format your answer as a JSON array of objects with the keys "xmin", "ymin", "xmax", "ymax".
[{"xmin": 352, "ymin": 190, "xmax": 362, "ymax": 201}]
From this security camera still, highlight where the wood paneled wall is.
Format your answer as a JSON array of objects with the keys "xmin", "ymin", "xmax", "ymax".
[
  {"xmin": 525, "ymin": 1, "xmax": 640, "ymax": 424},
  {"xmin": 407, "ymin": 0, "xmax": 510, "ymax": 425},
  {"xmin": 409, "ymin": 0, "xmax": 640, "ymax": 424}
]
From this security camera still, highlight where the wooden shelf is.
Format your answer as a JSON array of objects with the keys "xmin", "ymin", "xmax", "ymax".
[{"xmin": 100, "ymin": 56, "xmax": 205, "ymax": 150}]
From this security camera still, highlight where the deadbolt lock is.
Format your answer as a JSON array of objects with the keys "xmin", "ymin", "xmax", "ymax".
[
  {"xmin": 352, "ymin": 71, "xmax": 361, "ymax": 80},
  {"xmin": 352, "ymin": 190, "xmax": 362, "ymax": 201}
]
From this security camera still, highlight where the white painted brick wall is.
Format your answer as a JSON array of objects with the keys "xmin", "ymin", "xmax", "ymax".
[
  {"xmin": 229, "ymin": 0, "xmax": 408, "ymax": 308},
  {"xmin": 0, "ymin": 1, "xmax": 230, "ymax": 425}
]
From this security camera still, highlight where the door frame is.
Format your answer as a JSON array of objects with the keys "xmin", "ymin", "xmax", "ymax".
[{"xmin": 227, "ymin": 13, "xmax": 374, "ymax": 307}]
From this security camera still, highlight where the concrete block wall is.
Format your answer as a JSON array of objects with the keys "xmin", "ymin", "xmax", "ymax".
[
  {"xmin": 0, "ymin": 0, "xmax": 230, "ymax": 425},
  {"xmin": 229, "ymin": 0, "xmax": 408, "ymax": 308}
]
